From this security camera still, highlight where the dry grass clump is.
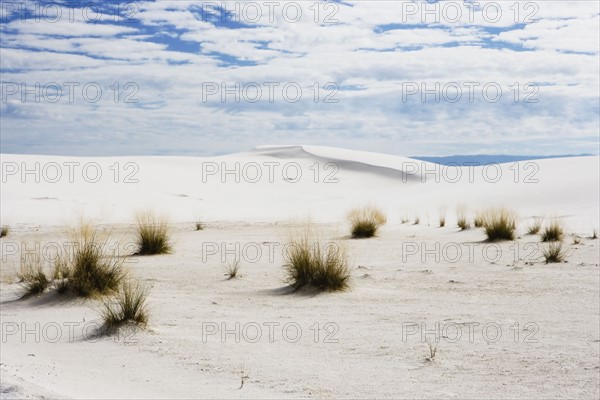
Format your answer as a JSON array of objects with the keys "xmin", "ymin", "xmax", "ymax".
[
  {"xmin": 347, "ymin": 206, "xmax": 386, "ymax": 238},
  {"xmin": 425, "ymin": 341, "xmax": 437, "ymax": 362},
  {"xmin": 283, "ymin": 228, "xmax": 350, "ymax": 292},
  {"xmin": 457, "ymin": 217, "xmax": 470, "ymax": 230},
  {"xmin": 541, "ymin": 220, "xmax": 563, "ymax": 242},
  {"xmin": 61, "ymin": 225, "xmax": 126, "ymax": 297},
  {"xmin": 69, "ymin": 242, "xmax": 124, "ymax": 297},
  {"xmin": 14, "ymin": 225, "xmax": 125, "ymax": 298},
  {"xmin": 52, "ymin": 256, "xmax": 71, "ymax": 295},
  {"xmin": 413, "ymin": 216, "xmax": 420, "ymax": 225},
  {"xmin": 224, "ymin": 260, "xmax": 240, "ymax": 279},
  {"xmin": 543, "ymin": 242, "xmax": 567, "ymax": 263},
  {"xmin": 456, "ymin": 207, "xmax": 470, "ymax": 230},
  {"xmin": 592, "ymin": 229, "xmax": 598, "ymax": 240},
  {"xmin": 195, "ymin": 221, "xmax": 204, "ymax": 231},
  {"xmin": 17, "ymin": 255, "xmax": 50, "ymax": 297},
  {"xmin": 0, "ymin": 225, "xmax": 8, "ymax": 238},
  {"xmin": 239, "ymin": 364, "xmax": 251, "ymax": 389},
  {"xmin": 438, "ymin": 208, "xmax": 446, "ymax": 227},
  {"xmin": 135, "ymin": 212, "xmax": 172, "ymax": 255},
  {"xmin": 526, "ymin": 217, "xmax": 544, "ymax": 235},
  {"xmin": 100, "ymin": 281, "xmax": 149, "ymax": 332},
  {"xmin": 473, "ymin": 212, "xmax": 484, "ymax": 228},
  {"xmin": 482, "ymin": 208, "xmax": 517, "ymax": 241}
]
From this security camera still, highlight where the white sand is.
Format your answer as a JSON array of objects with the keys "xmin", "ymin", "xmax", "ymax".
[{"xmin": 1, "ymin": 146, "xmax": 599, "ymax": 399}]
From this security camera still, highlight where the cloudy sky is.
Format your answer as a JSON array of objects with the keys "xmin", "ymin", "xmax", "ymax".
[{"xmin": 0, "ymin": 0, "xmax": 598, "ymax": 156}]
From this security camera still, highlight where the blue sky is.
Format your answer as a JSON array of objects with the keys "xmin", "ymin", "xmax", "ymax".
[{"xmin": 0, "ymin": 0, "xmax": 599, "ymax": 156}]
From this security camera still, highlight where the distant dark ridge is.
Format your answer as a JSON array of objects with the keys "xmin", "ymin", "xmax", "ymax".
[{"xmin": 411, "ymin": 154, "xmax": 594, "ymax": 166}]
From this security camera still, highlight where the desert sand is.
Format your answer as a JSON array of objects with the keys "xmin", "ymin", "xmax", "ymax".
[{"xmin": 1, "ymin": 145, "xmax": 599, "ymax": 399}]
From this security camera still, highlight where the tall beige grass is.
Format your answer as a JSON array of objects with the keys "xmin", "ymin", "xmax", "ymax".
[
  {"xmin": 17, "ymin": 254, "xmax": 50, "ymax": 297},
  {"xmin": 347, "ymin": 206, "xmax": 387, "ymax": 238},
  {"xmin": 482, "ymin": 208, "xmax": 517, "ymax": 241},
  {"xmin": 456, "ymin": 206, "xmax": 470, "ymax": 230},
  {"xmin": 541, "ymin": 220, "xmax": 564, "ymax": 242},
  {"xmin": 61, "ymin": 224, "xmax": 126, "ymax": 297},
  {"xmin": 526, "ymin": 216, "xmax": 544, "ymax": 235},
  {"xmin": 473, "ymin": 211, "xmax": 484, "ymax": 228},
  {"xmin": 101, "ymin": 281, "xmax": 149, "ymax": 332},
  {"xmin": 543, "ymin": 242, "xmax": 567, "ymax": 263},
  {"xmin": 283, "ymin": 226, "xmax": 350, "ymax": 291},
  {"xmin": 135, "ymin": 211, "xmax": 172, "ymax": 255},
  {"xmin": 438, "ymin": 207, "xmax": 447, "ymax": 227}
]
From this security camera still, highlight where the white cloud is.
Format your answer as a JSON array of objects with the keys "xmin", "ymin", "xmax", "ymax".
[
  {"xmin": 3, "ymin": 18, "xmax": 138, "ymax": 37},
  {"xmin": 496, "ymin": 15, "xmax": 600, "ymax": 53},
  {"xmin": 0, "ymin": 0, "xmax": 598, "ymax": 156}
]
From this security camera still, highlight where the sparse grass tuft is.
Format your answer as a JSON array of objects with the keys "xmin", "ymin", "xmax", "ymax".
[
  {"xmin": 135, "ymin": 212, "xmax": 172, "ymax": 255},
  {"xmin": 66, "ymin": 226, "xmax": 126, "ymax": 297},
  {"xmin": 14, "ymin": 224, "xmax": 125, "ymax": 299},
  {"xmin": 456, "ymin": 207, "xmax": 470, "ymax": 230},
  {"xmin": 591, "ymin": 229, "xmax": 597, "ymax": 240},
  {"xmin": 526, "ymin": 217, "xmax": 543, "ymax": 235},
  {"xmin": 101, "ymin": 281, "xmax": 149, "ymax": 332},
  {"xmin": 425, "ymin": 341, "xmax": 437, "ymax": 362},
  {"xmin": 0, "ymin": 225, "xmax": 8, "ymax": 238},
  {"xmin": 52, "ymin": 256, "xmax": 71, "ymax": 294},
  {"xmin": 283, "ymin": 228, "xmax": 350, "ymax": 292},
  {"xmin": 457, "ymin": 217, "xmax": 470, "ymax": 230},
  {"xmin": 413, "ymin": 216, "xmax": 420, "ymax": 225},
  {"xmin": 195, "ymin": 221, "xmax": 204, "ymax": 231},
  {"xmin": 473, "ymin": 212, "xmax": 484, "ymax": 228},
  {"xmin": 347, "ymin": 206, "xmax": 386, "ymax": 238},
  {"xmin": 572, "ymin": 235, "xmax": 581, "ymax": 245},
  {"xmin": 482, "ymin": 208, "xmax": 517, "ymax": 241},
  {"xmin": 224, "ymin": 260, "xmax": 240, "ymax": 279},
  {"xmin": 438, "ymin": 208, "xmax": 446, "ymax": 227},
  {"xmin": 18, "ymin": 256, "xmax": 50, "ymax": 297},
  {"xmin": 239, "ymin": 364, "xmax": 250, "ymax": 389},
  {"xmin": 541, "ymin": 221, "xmax": 563, "ymax": 242},
  {"xmin": 543, "ymin": 242, "xmax": 567, "ymax": 263}
]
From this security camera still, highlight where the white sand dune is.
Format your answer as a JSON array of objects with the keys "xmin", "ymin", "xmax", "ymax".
[
  {"xmin": 1, "ymin": 145, "xmax": 598, "ymax": 229},
  {"xmin": 1, "ymin": 146, "xmax": 599, "ymax": 399}
]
